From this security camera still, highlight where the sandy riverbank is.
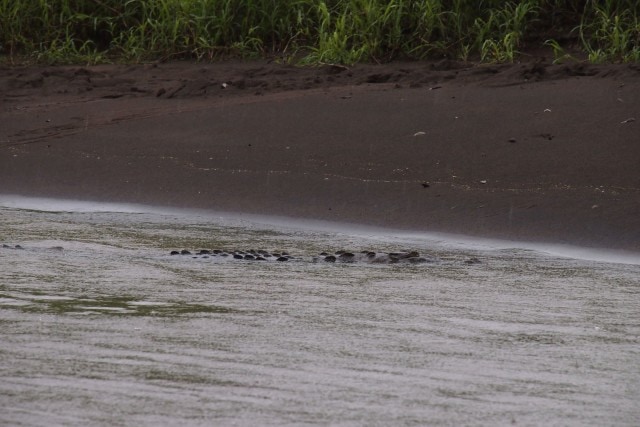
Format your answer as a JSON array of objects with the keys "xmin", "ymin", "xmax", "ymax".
[{"xmin": 1, "ymin": 59, "xmax": 639, "ymax": 251}]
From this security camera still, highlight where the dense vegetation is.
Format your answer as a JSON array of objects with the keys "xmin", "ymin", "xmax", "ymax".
[{"xmin": 1, "ymin": 0, "xmax": 638, "ymax": 64}]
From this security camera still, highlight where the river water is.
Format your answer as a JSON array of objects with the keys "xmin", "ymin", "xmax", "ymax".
[{"xmin": 1, "ymin": 196, "xmax": 639, "ymax": 426}]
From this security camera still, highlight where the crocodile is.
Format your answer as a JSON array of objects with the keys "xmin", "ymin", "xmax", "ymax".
[
  {"xmin": 1, "ymin": 244, "xmax": 480, "ymax": 265},
  {"xmin": 169, "ymin": 248, "xmax": 439, "ymax": 264}
]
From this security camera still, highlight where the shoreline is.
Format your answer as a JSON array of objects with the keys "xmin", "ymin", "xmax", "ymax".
[
  {"xmin": 2, "ymin": 60, "xmax": 639, "ymax": 252},
  {"xmin": 3, "ymin": 193, "xmax": 640, "ymax": 266}
]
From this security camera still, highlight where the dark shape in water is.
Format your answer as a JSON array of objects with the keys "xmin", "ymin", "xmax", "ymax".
[
  {"xmin": 338, "ymin": 252, "xmax": 355, "ymax": 262},
  {"xmin": 400, "ymin": 251, "xmax": 420, "ymax": 259},
  {"xmin": 168, "ymin": 248, "xmax": 440, "ymax": 265},
  {"xmin": 2, "ymin": 244, "xmax": 25, "ymax": 249}
]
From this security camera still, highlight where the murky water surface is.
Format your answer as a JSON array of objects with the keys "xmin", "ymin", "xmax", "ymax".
[{"xmin": 1, "ymin": 196, "xmax": 639, "ymax": 426}]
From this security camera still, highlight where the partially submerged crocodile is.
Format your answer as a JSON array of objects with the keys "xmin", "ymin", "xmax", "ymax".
[
  {"xmin": 0, "ymin": 243, "xmax": 480, "ymax": 264},
  {"xmin": 169, "ymin": 248, "xmax": 463, "ymax": 264}
]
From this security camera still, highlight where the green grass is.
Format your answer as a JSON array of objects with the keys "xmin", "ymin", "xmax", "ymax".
[
  {"xmin": 0, "ymin": 0, "xmax": 638, "ymax": 65},
  {"xmin": 579, "ymin": 1, "xmax": 640, "ymax": 63}
]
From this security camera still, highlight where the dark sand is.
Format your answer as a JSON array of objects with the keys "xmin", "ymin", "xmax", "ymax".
[{"xmin": 1, "ymin": 60, "xmax": 639, "ymax": 251}]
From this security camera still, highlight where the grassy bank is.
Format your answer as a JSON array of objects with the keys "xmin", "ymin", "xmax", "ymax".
[{"xmin": 1, "ymin": 0, "xmax": 638, "ymax": 64}]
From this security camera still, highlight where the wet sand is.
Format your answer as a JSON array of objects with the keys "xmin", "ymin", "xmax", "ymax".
[{"xmin": 1, "ymin": 59, "xmax": 639, "ymax": 251}]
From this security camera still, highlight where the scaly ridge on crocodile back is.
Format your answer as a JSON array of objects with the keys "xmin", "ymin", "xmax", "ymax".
[{"xmin": 169, "ymin": 249, "xmax": 440, "ymax": 264}]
